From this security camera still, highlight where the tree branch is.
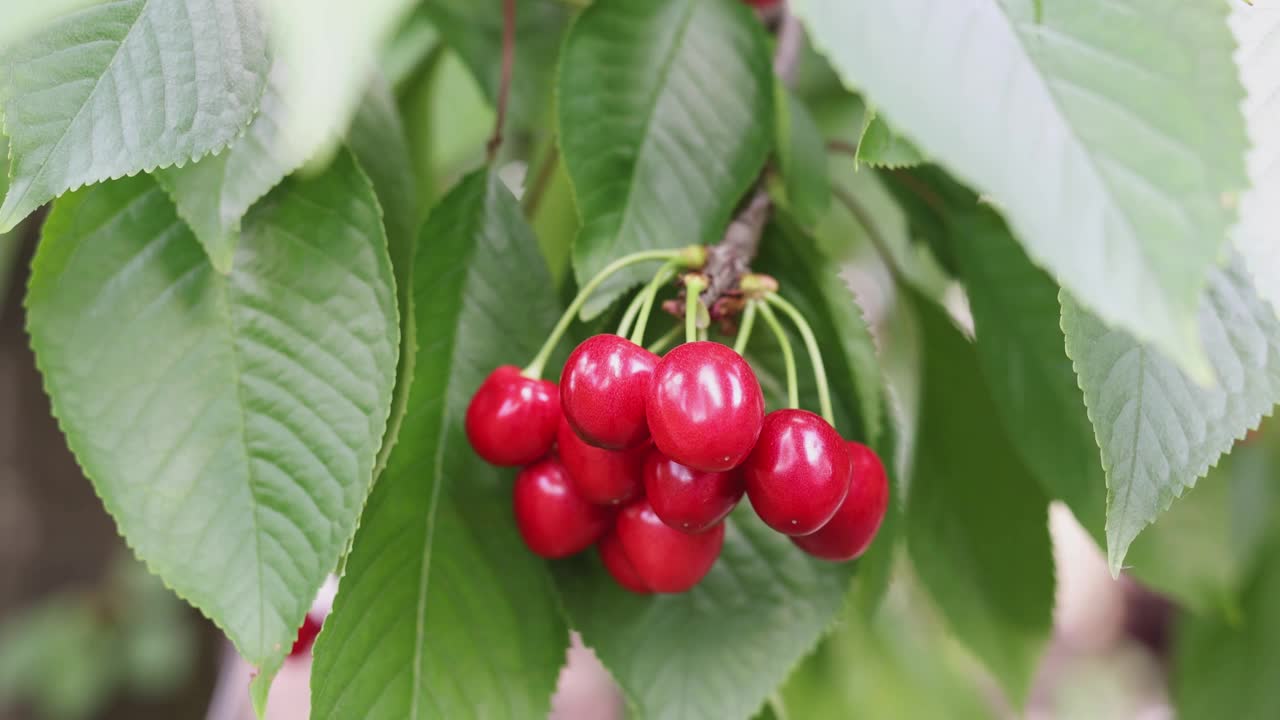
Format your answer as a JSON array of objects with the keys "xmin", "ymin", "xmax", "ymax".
[
  {"xmin": 486, "ymin": 0, "xmax": 517, "ymax": 163},
  {"xmin": 698, "ymin": 4, "xmax": 802, "ymax": 317}
]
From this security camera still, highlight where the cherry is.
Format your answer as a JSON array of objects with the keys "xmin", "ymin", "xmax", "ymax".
[
  {"xmin": 744, "ymin": 409, "xmax": 851, "ymax": 536},
  {"xmin": 645, "ymin": 341, "xmax": 764, "ymax": 472},
  {"xmin": 289, "ymin": 611, "xmax": 324, "ymax": 657},
  {"xmin": 793, "ymin": 441, "xmax": 890, "ymax": 561},
  {"xmin": 513, "ymin": 457, "xmax": 612, "ymax": 558},
  {"xmin": 465, "ymin": 365, "xmax": 559, "ymax": 466},
  {"xmin": 615, "ymin": 499, "xmax": 724, "ymax": 593},
  {"xmin": 598, "ymin": 527, "xmax": 651, "ymax": 594},
  {"xmin": 643, "ymin": 449, "xmax": 743, "ymax": 533},
  {"xmin": 561, "ymin": 334, "xmax": 658, "ymax": 449},
  {"xmin": 557, "ymin": 417, "xmax": 648, "ymax": 505}
]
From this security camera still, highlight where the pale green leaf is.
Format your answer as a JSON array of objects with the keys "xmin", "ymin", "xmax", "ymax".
[
  {"xmin": 26, "ymin": 152, "xmax": 398, "ymax": 679},
  {"xmin": 855, "ymin": 108, "xmax": 922, "ymax": 169},
  {"xmin": 1126, "ymin": 437, "xmax": 1280, "ymax": 615},
  {"xmin": 0, "ymin": 0, "xmax": 99, "ymax": 53},
  {"xmin": 1175, "ymin": 537, "xmax": 1280, "ymax": 719},
  {"xmin": 0, "ymin": 0, "xmax": 269, "ymax": 232},
  {"xmin": 795, "ymin": 0, "xmax": 1248, "ymax": 379},
  {"xmin": 311, "ymin": 170, "xmax": 567, "ymax": 719},
  {"xmin": 424, "ymin": 0, "xmax": 569, "ymax": 134},
  {"xmin": 952, "ymin": 208, "xmax": 1106, "ymax": 545},
  {"xmin": 908, "ymin": 294, "xmax": 1053, "ymax": 704},
  {"xmin": 554, "ymin": 506, "xmax": 854, "ymax": 720},
  {"xmin": 153, "ymin": 63, "xmax": 302, "ymax": 274},
  {"xmin": 1230, "ymin": 1, "xmax": 1280, "ymax": 320},
  {"xmin": 259, "ymin": 0, "xmax": 416, "ymax": 170},
  {"xmin": 774, "ymin": 85, "xmax": 831, "ymax": 227},
  {"xmin": 1062, "ymin": 258, "xmax": 1280, "ymax": 574},
  {"xmin": 561, "ymin": 0, "xmax": 772, "ymax": 318}
]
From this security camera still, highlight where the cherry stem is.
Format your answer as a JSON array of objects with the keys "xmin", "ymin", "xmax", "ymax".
[
  {"xmin": 629, "ymin": 260, "xmax": 680, "ymax": 346},
  {"xmin": 757, "ymin": 301, "xmax": 799, "ymax": 409},
  {"xmin": 616, "ymin": 286, "xmax": 649, "ymax": 339},
  {"xmin": 766, "ymin": 293, "xmax": 834, "ymax": 426},
  {"xmin": 732, "ymin": 300, "xmax": 758, "ymax": 355},
  {"xmin": 522, "ymin": 248, "xmax": 686, "ymax": 378},
  {"xmin": 647, "ymin": 325, "xmax": 681, "ymax": 355},
  {"xmin": 684, "ymin": 275, "xmax": 708, "ymax": 344},
  {"xmin": 486, "ymin": 0, "xmax": 516, "ymax": 163}
]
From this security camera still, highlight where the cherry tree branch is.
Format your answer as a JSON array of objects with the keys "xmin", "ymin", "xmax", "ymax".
[
  {"xmin": 698, "ymin": 5, "xmax": 802, "ymax": 317},
  {"xmin": 487, "ymin": 0, "xmax": 517, "ymax": 163}
]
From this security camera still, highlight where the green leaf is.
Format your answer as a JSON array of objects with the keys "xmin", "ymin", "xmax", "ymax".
[
  {"xmin": 0, "ymin": 0, "xmax": 270, "ymax": 232},
  {"xmin": 424, "ymin": 0, "xmax": 570, "ymax": 135},
  {"xmin": 1229, "ymin": 3, "xmax": 1280, "ymax": 320},
  {"xmin": 153, "ymin": 64, "xmax": 303, "ymax": 274},
  {"xmin": 854, "ymin": 108, "xmax": 922, "ymax": 169},
  {"xmin": 259, "ymin": 0, "xmax": 416, "ymax": 169},
  {"xmin": 1062, "ymin": 257, "xmax": 1280, "ymax": 574},
  {"xmin": 1175, "ymin": 537, "xmax": 1280, "ymax": 719},
  {"xmin": 554, "ymin": 505, "xmax": 855, "ymax": 720},
  {"xmin": 26, "ymin": 153, "xmax": 398, "ymax": 679},
  {"xmin": 794, "ymin": 0, "xmax": 1248, "ymax": 380},
  {"xmin": 908, "ymin": 294, "xmax": 1054, "ymax": 704},
  {"xmin": 347, "ymin": 75, "xmax": 421, "ymax": 483},
  {"xmin": 1126, "ymin": 436, "xmax": 1280, "ymax": 615},
  {"xmin": 951, "ymin": 208, "xmax": 1106, "ymax": 545},
  {"xmin": 774, "ymin": 85, "xmax": 831, "ymax": 227},
  {"xmin": 311, "ymin": 170, "xmax": 567, "ymax": 719},
  {"xmin": 560, "ymin": 0, "xmax": 773, "ymax": 318}
]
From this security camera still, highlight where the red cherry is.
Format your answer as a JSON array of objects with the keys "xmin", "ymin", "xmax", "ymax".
[
  {"xmin": 616, "ymin": 499, "xmax": 724, "ymax": 593},
  {"xmin": 561, "ymin": 334, "xmax": 658, "ymax": 449},
  {"xmin": 645, "ymin": 342, "xmax": 764, "ymax": 472},
  {"xmin": 289, "ymin": 612, "xmax": 324, "ymax": 657},
  {"xmin": 465, "ymin": 365, "xmax": 559, "ymax": 466},
  {"xmin": 558, "ymin": 418, "xmax": 647, "ymax": 505},
  {"xmin": 793, "ymin": 441, "xmax": 890, "ymax": 561},
  {"xmin": 643, "ymin": 449, "xmax": 743, "ymax": 533},
  {"xmin": 744, "ymin": 409, "xmax": 851, "ymax": 536},
  {"xmin": 598, "ymin": 528, "xmax": 651, "ymax": 594},
  {"xmin": 513, "ymin": 457, "xmax": 612, "ymax": 558}
]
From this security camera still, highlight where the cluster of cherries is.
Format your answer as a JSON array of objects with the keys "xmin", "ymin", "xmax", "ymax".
[{"xmin": 465, "ymin": 253, "xmax": 888, "ymax": 594}]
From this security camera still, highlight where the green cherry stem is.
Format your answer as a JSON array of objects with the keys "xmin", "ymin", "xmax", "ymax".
[
  {"xmin": 523, "ymin": 248, "xmax": 692, "ymax": 378},
  {"xmin": 683, "ymin": 274, "xmax": 708, "ymax": 345},
  {"xmin": 757, "ymin": 300, "xmax": 799, "ymax": 409},
  {"xmin": 616, "ymin": 286, "xmax": 649, "ymax": 339},
  {"xmin": 765, "ymin": 292, "xmax": 834, "ymax": 425},
  {"xmin": 647, "ymin": 325, "xmax": 681, "ymax": 355},
  {"xmin": 732, "ymin": 300, "xmax": 758, "ymax": 355},
  {"xmin": 629, "ymin": 260, "xmax": 680, "ymax": 345}
]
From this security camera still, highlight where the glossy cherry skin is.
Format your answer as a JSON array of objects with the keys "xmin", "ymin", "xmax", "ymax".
[
  {"xmin": 513, "ymin": 457, "xmax": 613, "ymax": 558},
  {"xmin": 289, "ymin": 612, "xmax": 324, "ymax": 657},
  {"xmin": 558, "ymin": 418, "xmax": 648, "ymax": 505},
  {"xmin": 646, "ymin": 342, "xmax": 765, "ymax": 472},
  {"xmin": 598, "ymin": 528, "xmax": 651, "ymax": 594},
  {"xmin": 465, "ymin": 366, "xmax": 559, "ymax": 466},
  {"xmin": 644, "ymin": 449, "xmax": 744, "ymax": 533},
  {"xmin": 793, "ymin": 441, "xmax": 890, "ymax": 561},
  {"xmin": 744, "ymin": 409, "xmax": 852, "ymax": 536},
  {"xmin": 616, "ymin": 499, "xmax": 724, "ymax": 593},
  {"xmin": 561, "ymin": 334, "xmax": 658, "ymax": 449}
]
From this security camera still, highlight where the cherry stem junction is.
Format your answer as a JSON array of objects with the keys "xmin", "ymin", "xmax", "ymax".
[
  {"xmin": 523, "ymin": 248, "xmax": 695, "ymax": 378},
  {"xmin": 757, "ymin": 300, "xmax": 799, "ymax": 410},
  {"xmin": 765, "ymin": 293, "xmax": 834, "ymax": 426}
]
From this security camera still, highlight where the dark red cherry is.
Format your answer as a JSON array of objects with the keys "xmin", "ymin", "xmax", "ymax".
[
  {"xmin": 643, "ymin": 449, "xmax": 743, "ymax": 533},
  {"xmin": 744, "ymin": 409, "xmax": 851, "ymax": 536},
  {"xmin": 598, "ymin": 528, "xmax": 651, "ymax": 594},
  {"xmin": 465, "ymin": 365, "xmax": 559, "ymax": 466},
  {"xmin": 513, "ymin": 457, "xmax": 612, "ymax": 558},
  {"xmin": 645, "ymin": 342, "xmax": 764, "ymax": 472},
  {"xmin": 289, "ymin": 611, "xmax": 324, "ymax": 657},
  {"xmin": 561, "ymin": 334, "xmax": 658, "ymax": 449},
  {"xmin": 793, "ymin": 441, "xmax": 890, "ymax": 561},
  {"xmin": 616, "ymin": 499, "xmax": 724, "ymax": 593},
  {"xmin": 558, "ymin": 418, "xmax": 647, "ymax": 505}
]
